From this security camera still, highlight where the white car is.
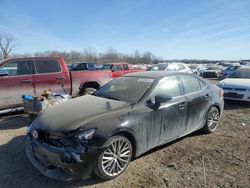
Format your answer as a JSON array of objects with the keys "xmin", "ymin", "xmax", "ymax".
[
  {"xmin": 218, "ymin": 67, "xmax": 250, "ymax": 101},
  {"xmin": 147, "ymin": 63, "xmax": 193, "ymax": 73}
]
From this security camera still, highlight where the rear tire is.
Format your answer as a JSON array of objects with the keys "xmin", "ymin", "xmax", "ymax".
[
  {"xmin": 93, "ymin": 136, "xmax": 132, "ymax": 180},
  {"xmin": 202, "ymin": 107, "xmax": 220, "ymax": 133}
]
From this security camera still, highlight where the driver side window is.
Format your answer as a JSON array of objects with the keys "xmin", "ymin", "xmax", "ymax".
[
  {"xmin": 150, "ymin": 76, "xmax": 180, "ymax": 103},
  {"xmin": 1, "ymin": 61, "xmax": 31, "ymax": 76}
]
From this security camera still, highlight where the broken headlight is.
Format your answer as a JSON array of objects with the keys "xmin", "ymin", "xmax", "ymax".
[{"xmin": 60, "ymin": 129, "xmax": 96, "ymax": 155}]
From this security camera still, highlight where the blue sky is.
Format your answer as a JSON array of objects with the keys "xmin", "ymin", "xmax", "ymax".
[{"xmin": 0, "ymin": 0, "xmax": 249, "ymax": 60}]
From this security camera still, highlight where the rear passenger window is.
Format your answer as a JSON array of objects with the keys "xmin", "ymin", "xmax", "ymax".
[
  {"xmin": 181, "ymin": 75, "xmax": 201, "ymax": 94},
  {"xmin": 35, "ymin": 60, "xmax": 61, "ymax": 74},
  {"xmin": 150, "ymin": 76, "xmax": 180, "ymax": 102},
  {"xmin": 123, "ymin": 64, "xmax": 129, "ymax": 70}
]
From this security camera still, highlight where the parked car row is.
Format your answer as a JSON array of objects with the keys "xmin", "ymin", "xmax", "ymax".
[
  {"xmin": 218, "ymin": 67, "xmax": 250, "ymax": 101},
  {"xmin": 147, "ymin": 63, "xmax": 193, "ymax": 73},
  {"xmin": 146, "ymin": 62, "xmax": 243, "ymax": 80},
  {"xmin": 1, "ymin": 57, "xmax": 249, "ymax": 183}
]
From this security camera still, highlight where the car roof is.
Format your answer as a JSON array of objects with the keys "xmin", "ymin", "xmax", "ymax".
[
  {"xmin": 122, "ymin": 71, "xmax": 192, "ymax": 79},
  {"xmin": 0, "ymin": 56, "xmax": 63, "ymax": 63}
]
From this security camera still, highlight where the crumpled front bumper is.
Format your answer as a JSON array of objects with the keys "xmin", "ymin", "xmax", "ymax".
[{"xmin": 25, "ymin": 135, "xmax": 102, "ymax": 181}]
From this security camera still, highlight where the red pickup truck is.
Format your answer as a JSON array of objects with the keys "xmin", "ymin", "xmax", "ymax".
[
  {"xmin": 0, "ymin": 57, "xmax": 111, "ymax": 110},
  {"xmin": 101, "ymin": 63, "xmax": 144, "ymax": 78}
]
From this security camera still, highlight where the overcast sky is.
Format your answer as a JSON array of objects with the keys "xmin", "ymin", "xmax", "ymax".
[{"xmin": 0, "ymin": 0, "xmax": 250, "ymax": 60}]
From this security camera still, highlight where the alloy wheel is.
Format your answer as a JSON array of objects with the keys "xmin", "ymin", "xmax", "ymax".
[
  {"xmin": 207, "ymin": 109, "xmax": 220, "ymax": 131},
  {"xmin": 101, "ymin": 138, "xmax": 132, "ymax": 177}
]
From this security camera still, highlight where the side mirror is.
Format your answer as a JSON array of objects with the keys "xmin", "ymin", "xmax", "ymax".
[
  {"xmin": 146, "ymin": 94, "xmax": 172, "ymax": 110},
  {"xmin": 155, "ymin": 94, "xmax": 172, "ymax": 105},
  {"xmin": 0, "ymin": 69, "xmax": 8, "ymax": 76}
]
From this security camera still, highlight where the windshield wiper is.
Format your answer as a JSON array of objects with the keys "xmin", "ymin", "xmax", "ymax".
[
  {"xmin": 94, "ymin": 93, "xmax": 119, "ymax": 101},
  {"xmin": 105, "ymin": 96, "xmax": 119, "ymax": 101}
]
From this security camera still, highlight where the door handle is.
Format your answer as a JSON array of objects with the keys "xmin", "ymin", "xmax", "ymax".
[
  {"xmin": 22, "ymin": 79, "xmax": 32, "ymax": 83},
  {"xmin": 179, "ymin": 101, "xmax": 187, "ymax": 109},
  {"xmin": 56, "ymin": 76, "xmax": 64, "ymax": 80}
]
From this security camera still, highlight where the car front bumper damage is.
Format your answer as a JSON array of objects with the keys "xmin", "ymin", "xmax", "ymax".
[{"xmin": 26, "ymin": 135, "xmax": 103, "ymax": 181}]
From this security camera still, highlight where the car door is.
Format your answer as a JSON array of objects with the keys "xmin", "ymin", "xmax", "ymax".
[
  {"xmin": 33, "ymin": 59, "xmax": 66, "ymax": 96},
  {"xmin": 111, "ymin": 64, "xmax": 124, "ymax": 78},
  {"xmin": 0, "ymin": 60, "xmax": 35, "ymax": 109},
  {"xmin": 180, "ymin": 75, "xmax": 211, "ymax": 133},
  {"xmin": 131, "ymin": 76, "xmax": 187, "ymax": 152}
]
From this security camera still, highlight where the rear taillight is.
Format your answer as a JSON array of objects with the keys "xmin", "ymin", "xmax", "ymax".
[{"xmin": 220, "ymin": 89, "xmax": 224, "ymax": 97}]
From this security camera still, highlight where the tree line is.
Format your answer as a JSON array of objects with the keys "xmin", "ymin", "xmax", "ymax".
[
  {"xmin": 15, "ymin": 48, "xmax": 161, "ymax": 65},
  {"xmin": 0, "ymin": 32, "xmax": 161, "ymax": 65}
]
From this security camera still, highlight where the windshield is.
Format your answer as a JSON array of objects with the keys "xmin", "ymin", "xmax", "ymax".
[
  {"xmin": 93, "ymin": 76, "xmax": 155, "ymax": 103},
  {"xmin": 229, "ymin": 69, "xmax": 250, "ymax": 79},
  {"xmin": 147, "ymin": 64, "xmax": 168, "ymax": 71}
]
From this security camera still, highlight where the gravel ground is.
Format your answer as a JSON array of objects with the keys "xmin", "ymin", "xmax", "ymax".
[{"xmin": 0, "ymin": 82, "xmax": 249, "ymax": 188}]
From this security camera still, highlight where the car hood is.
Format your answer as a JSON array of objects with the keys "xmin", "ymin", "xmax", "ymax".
[
  {"xmin": 221, "ymin": 78, "xmax": 250, "ymax": 88},
  {"xmin": 33, "ymin": 95, "xmax": 130, "ymax": 132}
]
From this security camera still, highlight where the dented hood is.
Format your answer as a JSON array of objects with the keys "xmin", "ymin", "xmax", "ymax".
[{"xmin": 33, "ymin": 95, "xmax": 130, "ymax": 132}]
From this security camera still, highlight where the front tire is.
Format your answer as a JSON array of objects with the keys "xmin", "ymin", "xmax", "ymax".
[
  {"xmin": 79, "ymin": 87, "xmax": 97, "ymax": 96},
  {"xmin": 202, "ymin": 107, "xmax": 220, "ymax": 133},
  {"xmin": 93, "ymin": 136, "xmax": 132, "ymax": 180}
]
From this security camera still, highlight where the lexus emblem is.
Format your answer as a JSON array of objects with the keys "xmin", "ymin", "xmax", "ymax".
[{"xmin": 32, "ymin": 130, "xmax": 38, "ymax": 139}]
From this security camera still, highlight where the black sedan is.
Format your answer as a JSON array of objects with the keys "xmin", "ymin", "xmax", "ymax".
[{"xmin": 26, "ymin": 71, "xmax": 224, "ymax": 181}]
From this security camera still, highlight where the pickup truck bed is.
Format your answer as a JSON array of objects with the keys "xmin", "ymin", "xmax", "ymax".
[{"xmin": 70, "ymin": 70, "xmax": 111, "ymax": 96}]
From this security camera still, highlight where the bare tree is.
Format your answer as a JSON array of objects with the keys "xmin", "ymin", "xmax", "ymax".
[
  {"xmin": 0, "ymin": 33, "xmax": 16, "ymax": 60},
  {"xmin": 83, "ymin": 47, "xmax": 97, "ymax": 62}
]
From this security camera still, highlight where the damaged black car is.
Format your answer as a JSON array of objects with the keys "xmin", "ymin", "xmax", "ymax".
[{"xmin": 26, "ymin": 71, "xmax": 224, "ymax": 181}]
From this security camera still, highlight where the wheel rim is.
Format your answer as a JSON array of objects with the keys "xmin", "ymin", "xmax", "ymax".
[
  {"xmin": 207, "ymin": 109, "xmax": 220, "ymax": 131},
  {"xmin": 85, "ymin": 89, "xmax": 96, "ymax": 95},
  {"xmin": 101, "ymin": 138, "xmax": 131, "ymax": 177}
]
